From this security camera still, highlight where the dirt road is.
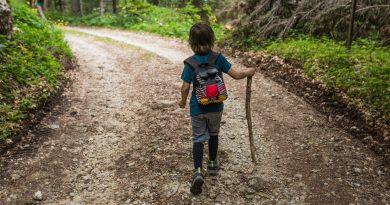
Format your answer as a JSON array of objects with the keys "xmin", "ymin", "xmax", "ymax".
[{"xmin": 0, "ymin": 27, "xmax": 389, "ymax": 204}]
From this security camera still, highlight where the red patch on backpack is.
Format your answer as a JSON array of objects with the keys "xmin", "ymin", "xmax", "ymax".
[{"xmin": 206, "ymin": 84, "xmax": 219, "ymax": 98}]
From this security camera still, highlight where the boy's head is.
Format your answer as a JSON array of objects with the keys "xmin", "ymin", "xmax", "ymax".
[{"xmin": 189, "ymin": 22, "xmax": 215, "ymax": 55}]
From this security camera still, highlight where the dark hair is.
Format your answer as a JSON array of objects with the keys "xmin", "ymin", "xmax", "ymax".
[{"xmin": 189, "ymin": 22, "xmax": 215, "ymax": 55}]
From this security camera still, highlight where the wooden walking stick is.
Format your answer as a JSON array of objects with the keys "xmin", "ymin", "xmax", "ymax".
[{"xmin": 245, "ymin": 76, "xmax": 257, "ymax": 164}]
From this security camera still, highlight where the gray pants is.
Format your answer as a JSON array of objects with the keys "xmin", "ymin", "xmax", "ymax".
[{"xmin": 191, "ymin": 112, "xmax": 223, "ymax": 143}]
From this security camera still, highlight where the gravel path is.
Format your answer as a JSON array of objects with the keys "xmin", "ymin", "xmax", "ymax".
[{"xmin": 0, "ymin": 27, "xmax": 388, "ymax": 204}]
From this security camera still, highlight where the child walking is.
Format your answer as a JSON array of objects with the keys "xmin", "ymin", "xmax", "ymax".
[{"xmin": 179, "ymin": 22, "xmax": 256, "ymax": 195}]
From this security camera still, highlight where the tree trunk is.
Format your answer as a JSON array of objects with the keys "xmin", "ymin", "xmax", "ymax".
[
  {"xmin": 112, "ymin": 0, "xmax": 116, "ymax": 14},
  {"xmin": 79, "ymin": 0, "xmax": 83, "ymax": 16},
  {"xmin": 192, "ymin": 0, "xmax": 208, "ymax": 21},
  {"xmin": 44, "ymin": 0, "xmax": 48, "ymax": 11},
  {"xmin": 59, "ymin": 0, "xmax": 63, "ymax": 12},
  {"xmin": 0, "ymin": 0, "xmax": 13, "ymax": 37},
  {"xmin": 100, "ymin": 0, "xmax": 104, "ymax": 16},
  {"xmin": 71, "ymin": 0, "xmax": 80, "ymax": 15},
  {"xmin": 347, "ymin": 0, "xmax": 357, "ymax": 50}
]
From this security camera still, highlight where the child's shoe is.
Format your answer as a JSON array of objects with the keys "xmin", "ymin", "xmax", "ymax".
[
  {"xmin": 206, "ymin": 160, "xmax": 219, "ymax": 176},
  {"xmin": 190, "ymin": 168, "xmax": 204, "ymax": 195}
]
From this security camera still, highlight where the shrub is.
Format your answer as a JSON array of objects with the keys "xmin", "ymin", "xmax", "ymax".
[
  {"xmin": 0, "ymin": 0, "xmax": 71, "ymax": 140},
  {"xmin": 264, "ymin": 36, "xmax": 390, "ymax": 123}
]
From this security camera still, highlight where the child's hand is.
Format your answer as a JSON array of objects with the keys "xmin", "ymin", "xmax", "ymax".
[
  {"xmin": 179, "ymin": 100, "xmax": 186, "ymax": 108},
  {"xmin": 247, "ymin": 68, "xmax": 256, "ymax": 77}
]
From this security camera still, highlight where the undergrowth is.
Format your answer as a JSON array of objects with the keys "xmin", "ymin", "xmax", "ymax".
[
  {"xmin": 0, "ymin": 0, "xmax": 72, "ymax": 140},
  {"xmin": 233, "ymin": 35, "xmax": 390, "ymax": 123},
  {"xmin": 47, "ymin": 2, "xmax": 225, "ymax": 40}
]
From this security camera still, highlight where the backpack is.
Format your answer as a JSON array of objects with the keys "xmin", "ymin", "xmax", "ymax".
[{"xmin": 184, "ymin": 52, "xmax": 228, "ymax": 105}]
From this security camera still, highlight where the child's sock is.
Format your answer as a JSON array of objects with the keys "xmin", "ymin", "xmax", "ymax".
[
  {"xmin": 208, "ymin": 135, "xmax": 218, "ymax": 161},
  {"xmin": 193, "ymin": 142, "xmax": 204, "ymax": 170}
]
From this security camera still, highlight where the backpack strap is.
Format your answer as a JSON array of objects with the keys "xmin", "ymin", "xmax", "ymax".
[
  {"xmin": 184, "ymin": 57, "xmax": 201, "ymax": 87},
  {"xmin": 207, "ymin": 51, "xmax": 223, "ymax": 78},
  {"xmin": 184, "ymin": 57, "xmax": 200, "ymax": 72},
  {"xmin": 207, "ymin": 52, "xmax": 220, "ymax": 66}
]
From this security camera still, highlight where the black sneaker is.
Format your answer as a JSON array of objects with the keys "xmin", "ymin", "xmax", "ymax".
[
  {"xmin": 206, "ymin": 160, "xmax": 219, "ymax": 176},
  {"xmin": 190, "ymin": 168, "xmax": 204, "ymax": 195}
]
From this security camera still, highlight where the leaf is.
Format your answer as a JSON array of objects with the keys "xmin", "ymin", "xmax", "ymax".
[{"xmin": 0, "ymin": 44, "xmax": 6, "ymax": 52}]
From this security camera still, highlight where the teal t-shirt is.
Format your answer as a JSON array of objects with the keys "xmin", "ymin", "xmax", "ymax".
[{"xmin": 181, "ymin": 52, "xmax": 232, "ymax": 117}]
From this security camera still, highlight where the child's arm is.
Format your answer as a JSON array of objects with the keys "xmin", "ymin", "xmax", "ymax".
[
  {"xmin": 227, "ymin": 67, "xmax": 256, "ymax": 80},
  {"xmin": 179, "ymin": 82, "xmax": 191, "ymax": 108}
]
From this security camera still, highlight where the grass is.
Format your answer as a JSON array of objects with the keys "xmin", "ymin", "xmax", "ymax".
[
  {"xmin": 0, "ymin": 0, "xmax": 72, "ymax": 140},
  {"xmin": 61, "ymin": 27, "xmax": 156, "ymax": 60},
  {"xmin": 240, "ymin": 36, "xmax": 389, "ymax": 123}
]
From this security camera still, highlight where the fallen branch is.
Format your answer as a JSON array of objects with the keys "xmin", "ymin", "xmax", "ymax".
[{"xmin": 356, "ymin": 5, "xmax": 390, "ymax": 13}]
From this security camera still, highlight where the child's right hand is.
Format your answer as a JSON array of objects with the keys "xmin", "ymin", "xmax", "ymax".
[{"xmin": 247, "ymin": 68, "xmax": 256, "ymax": 77}]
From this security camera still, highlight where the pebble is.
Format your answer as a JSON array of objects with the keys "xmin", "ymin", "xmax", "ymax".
[
  {"xmin": 246, "ymin": 187, "xmax": 256, "ymax": 194},
  {"xmin": 33, "ymin": 191, "xmax": 43, "ymax": 201},
  {"xmin": 350, "ymin": 126, "xmax": 359, "ymax": 131},
  {"xmin": 294, "ymin": 173, "xmax": 303, "ymax": 180},
  {"xmin": 225, "ymin": 179, "xmax": 233, "ymax": 185},
  {"xmin": 215, "ymin": 194, "xmax": 227, "ymax": 202},
  {"xmin": 49, "ymin": 124, "xmax": 60, "ymax": 129},
  {"xmin": 363, "ymin": 136, "xmax": 373, "ymax": 141},
  {"xmin": 209, "ymin": 191, "xmax": 217, "ymax": 199},
  {"xmin": 353, "ymin": 167, "xmax": 362, "ymax": 174},
  {"xmin": 5, "ymin": 139, "xmax": 13, "ymax": 145},
  {"xmin": 11, "ymin": 174, "xmax": 21, "ymax": 180},
  {"xmin": 248, "ymin": 178, "xmax": 257, "ymax": 187}
]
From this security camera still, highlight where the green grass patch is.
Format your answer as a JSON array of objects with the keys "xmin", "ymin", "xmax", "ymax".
[
  {"xmin": 256, "ymin": 36, "xmax": 389, "ymax": 123},
  {"xmin": 61, "ymin": 27, "xmax": 156, "ymax": 60},
  {"xmin": 0, "ymin": 0, "xmax": 72, "ymax": 140}
]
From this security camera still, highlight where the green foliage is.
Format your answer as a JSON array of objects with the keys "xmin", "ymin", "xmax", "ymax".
[
  {"xmin": 47, "ymin": 2, "xmax": 225, "ymax": 40},
  {"xmin": 0, "ymin": 0, "xmax": 71, "ymax": 140},
  {"xmin": 263, "ymin": 36, "xmax": 390, "ymax": 122}
]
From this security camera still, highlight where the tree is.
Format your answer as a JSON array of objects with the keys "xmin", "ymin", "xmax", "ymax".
[
  {"xmin": 80, "ymin": 0, "xmax": 83, "ymax": 16},
  {"xmin": 112, "ymin": 0, "xmax": 116, "ymax": 13},
  {"xmin": 0, "ymin": 0, "xmax": 13, "ymax": 37},
  {"xmin": 100, "ymin": 0, "xmax": 104, "ymax": 16},
  {"xmin": 347, "ymin": 0, "xmax": 358, "ymax": 49},
  {"xmin": 44, "ymin": 0, "xmax": 48, "ymax": 11},
  {"xmin": 72, "ymin": 0, "xmax": 80, "ymax": 15}
]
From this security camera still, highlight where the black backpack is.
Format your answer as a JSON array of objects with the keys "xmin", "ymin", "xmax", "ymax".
[{"xmin": 184, "ymin": 52, "xmax": 228, "ymax": 105}]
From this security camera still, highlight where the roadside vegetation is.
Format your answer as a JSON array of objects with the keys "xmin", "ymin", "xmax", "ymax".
[
  {"xmin": 221, "ymin": 0, "xmax": 390, "ymax": 127},
  {"xmin": 230, "ymin": 35, "xmax": 390, "ymax": 124},
  {"xmin": 0, "ymin": 0, "xmax": 72, "ymax": 140},
  {"xmin": 47, "ymin": 1, "xmax": 225, "ymax": 39}
]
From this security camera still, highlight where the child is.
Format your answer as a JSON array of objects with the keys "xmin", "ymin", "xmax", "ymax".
[{"xmin": 179, "ymin": 22, "xmax": 255, "ymax": 195}]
